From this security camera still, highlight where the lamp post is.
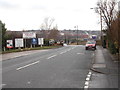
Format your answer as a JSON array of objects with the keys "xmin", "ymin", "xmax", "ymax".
[
  {"xmin": 74, "ymin": 25, "xmax": 78, "ymax": 45},
  {"xmin": 90, "ymin": 8, "xmax": 103, "ymax": 45},
  {"xmin": 118, "ymin": 1, "xmax": 120, "ymax": 60}
]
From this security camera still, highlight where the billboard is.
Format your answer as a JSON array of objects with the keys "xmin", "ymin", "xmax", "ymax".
[
  {"xmin": 38, "ymin": 38, "xmax": 44, "ymax": 45},
  {"xmin": 15, "ymin": 38, "xmax": 24, "ymax": 48},
  {"xmin": 23, "ymin": 32, "xmax": 36, "ymax": 38},
  {"xmin": 6, "ymin": 40, "xmax": 13, "ymax": 48}
]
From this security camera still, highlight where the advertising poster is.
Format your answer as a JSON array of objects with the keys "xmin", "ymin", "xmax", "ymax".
[
  {"xmin": 15, "ymin": 38, "xmax": 24, "ymax": 48},
  {"xmin": 6, "ymin": 40, "xmax": 13, "ymax": 48},
  {"xmin": 23, "ymin": 32, "xmax": 36, "ymax": 39},
  {"xmin": 38, "ymin": 38, "xmax": 44, "ymax": 45}
]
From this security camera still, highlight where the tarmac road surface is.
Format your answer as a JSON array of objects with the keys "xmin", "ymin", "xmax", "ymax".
[{"xmin": 2, "ymin": 45, "xmax": 95, "ymax": 88}]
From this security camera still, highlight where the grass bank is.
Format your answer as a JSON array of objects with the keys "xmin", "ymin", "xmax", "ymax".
[{"xmin": 2, "ymin": 46, "xmax": 62, "ymax": 54}]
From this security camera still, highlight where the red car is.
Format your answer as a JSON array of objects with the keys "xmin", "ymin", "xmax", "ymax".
[{"xmin": 85, "ymin": 40, "xmax": 96, "ymax": 50}]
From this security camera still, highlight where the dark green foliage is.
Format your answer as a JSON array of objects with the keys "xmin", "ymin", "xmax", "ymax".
[
  {"xmin": 0, "ymin": 20, "xmax": 7, "ymax": 51},
  {"xmin": 108, "ymin": 41, "xmax": 117, "ymax": 54}
]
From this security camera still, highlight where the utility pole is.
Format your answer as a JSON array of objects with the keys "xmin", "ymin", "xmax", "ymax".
[
  {"xmin": 118, "ymin": 1, "xmax": 120, "ymax": 60},
  {"xmin": 74, "ymin": 25, "xmax": 79, "ymax": 45},
  {"xmin": 77, "ymin": 25, "xmax": 78, "ymax": 45},
  {"xmin": 100, "ymin": 9, "xmax": 103, "ymax": 46}
]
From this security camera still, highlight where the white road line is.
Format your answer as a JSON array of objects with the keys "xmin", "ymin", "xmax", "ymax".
[
  {"xmin": 77, "ymin": 53, "xmax": 84, "ymax": 55},
  {"xmin": 87, "ymin": 74, "xmax": 91, "ymax": 78},
  {"xmin": 85, "ymin": 81, "xmax": 89, "ymax": 86},
  {"xmin": 86, "ymin": 77, "xmax": 90, "ymax": 81},
  {"xmin": 60, "ymin": 51, "xmax": 67, "ymax": 54},
  {"xmin": 0, "ymin": 84, "xmax": 6, "ymax": 88},
  {"xmin": 88, "ymin": 72, "xmax": 92, "ymax": 75},
  {"xmin": 47, "ymin": 55, "xmax": 57, "ymax": 59},
  {"xmin": 67, "ymin": 49, "xmax": 71, "ymax": 51},
  {"xmin": 27, "ymin": 81, "xmax": 31, "ymax": 84},
  {"xmin": 84, "ymin": 71, "xmax": 92, "ymax": 89},
  {"xmin": 16, "ymin": 61, "xmax": 40, "ymax": 70},
  {"xmin": 84, "ymin": 85, "xmax": 89, "ymax": 88}
]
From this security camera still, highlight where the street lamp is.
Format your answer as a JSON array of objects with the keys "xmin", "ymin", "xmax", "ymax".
[
  {"xmin": 90, "ymin": 8, "xmax": 103, "ymax": 45},
  {"xmin": 74, "ymin": 25, "xmax": 78, "ymax": 45}
]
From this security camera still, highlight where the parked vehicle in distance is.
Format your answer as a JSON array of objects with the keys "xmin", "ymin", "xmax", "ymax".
[{"xmin": 85, "ymin": 40, "xmax": 96, "ymax": 50}]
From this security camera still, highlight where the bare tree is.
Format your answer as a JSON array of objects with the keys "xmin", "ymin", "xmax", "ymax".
[
  {"xmin": 40, "ymin": 17, "xmax": 55, "ymax": 30},
  {"xmin": 96, "ymin": 0, "xmax": 117, "ymax": 33},
  {"xmin": 95, "ymin": 0, "xmax": 120, "ymax": 54},
  {"xmin": 48, "ymin": 24, "xmax": 59, "ymax": 40}
]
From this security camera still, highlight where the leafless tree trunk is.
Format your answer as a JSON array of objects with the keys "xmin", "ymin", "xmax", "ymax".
[
  {"xmin": 47, "ymin": 25, "xmax": 59, "ymax": 40},
  {"xmin": 40, "ymin": 17, "xmax": 55, "ymax": 30},
  {"xmin": 96, "ymin": 0, "xmax": 117, "ymax": 28}
]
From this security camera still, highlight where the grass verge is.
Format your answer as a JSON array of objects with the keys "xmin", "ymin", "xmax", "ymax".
[{"xmin": 2, "ymin": 46, "xmax": 62, "ymax": 54}]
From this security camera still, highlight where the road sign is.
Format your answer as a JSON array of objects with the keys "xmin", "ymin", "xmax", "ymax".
[
  {"xmin": 32, "ymin": 38, "xmax": 37, "ymax": 45},
  {"xmin": 6, "ymin": 40, "xmax": 13, "ymax": 48}
]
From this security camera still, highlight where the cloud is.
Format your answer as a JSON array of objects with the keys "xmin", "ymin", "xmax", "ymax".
[{"xmin": 0, "ymin": 0, "xmax": 19, "ymax": 9}]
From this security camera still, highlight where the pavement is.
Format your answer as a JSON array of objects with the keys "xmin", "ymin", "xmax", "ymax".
[{"xmin": 89, "ymin": 46, "xmax": 119, "ymax": 89}]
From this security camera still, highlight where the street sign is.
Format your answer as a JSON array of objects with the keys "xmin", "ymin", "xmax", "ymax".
[
  {"xmin": 32, "ymin": 38, "xmax": 37, "ymax": 45},
  {"xmin": 92, "ymin": 35, "xmax": 97, "ymax": 39},
  {"xmin": 6, "ymin": 40, "xmax": 13, "ymax": 48}
]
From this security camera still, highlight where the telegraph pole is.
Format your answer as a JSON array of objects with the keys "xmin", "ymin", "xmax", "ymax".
[{"xmin": 74, "ymin": 25, "xmax": 79, "ymax": 45}]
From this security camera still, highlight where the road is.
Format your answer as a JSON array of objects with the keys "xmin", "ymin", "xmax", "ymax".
[{"xmin": 2, "ymin": 45, "xmax": 95, "ymax": 88}]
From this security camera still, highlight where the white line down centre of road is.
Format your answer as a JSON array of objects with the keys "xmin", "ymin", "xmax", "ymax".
[
  {"xmin": 16, "ymin": 61, "xmax": 40, "ymax": 70},
  {"xmin": 60, "ymin": 51, "xmax": 67, "ymax": 54},
  {"xmin": 47, "ymin": 55, "xmax": 57, "ymax": 59}
]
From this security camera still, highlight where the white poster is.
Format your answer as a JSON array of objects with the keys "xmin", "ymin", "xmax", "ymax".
[
  {"xmin": 38, "ymin": 38, "xmax": 44, "ymax": 45},
  {"xmin": 6, "ymin": 40, "xmax": 13, "ymax": 48},
  {"xmin": 15, "ymin": 38, "xmax": 24, "ymax": 48},
  {"xmin": 23, "ymin": 32, "xmax": 36, "ymax": 38}
]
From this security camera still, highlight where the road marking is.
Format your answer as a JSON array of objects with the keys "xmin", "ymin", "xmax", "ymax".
[
  {"xmin": 47, "ymin": 55, "xmax": 57, "ymax": 59},
  {"xmin": 0, "ymin": 84, "xmax": 6, "ymax": 88},
  {"xmin": 88, "ymin": 72, "xmax": 92, "ymax": 75},
  {"xmin": 67, "ymin": 49, "xmax": 71, "ymax": 51},
  {"xmin": 27, "ymin": 81, "xmax": 31, "ymax": 84},
  {"xmin": 85, "ymin": 81, "xmax": 89, "ymax": 86},
  {"xmin": 86, "ymin": 77, "xmax": 90, "ymax": 81},
  {"xmin": 77, "ymin": 53, "xmax": 84, "ymax": 55},
  {"xmin": 84, "ymin": 71, "xmax": 92, "ymax": 89},
  {"xmin": 16, "ymin": 61, "xmax": 40, "ymax": 70},
  {"xmin": 60, "ymin": 51, "xmax": 67, "ymax": 54},
  {"xmin": 84, "ymin": 85, "xmax": 89, "ymax": 88},
  {"xmin": 87, "ymin": 74, "xmax": 91, "ymax": 78}
]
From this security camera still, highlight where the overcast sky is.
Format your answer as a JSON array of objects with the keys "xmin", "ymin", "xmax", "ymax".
[{"xmin": 0, "ymin": 0, "xmax": 119, "ymax": 31}]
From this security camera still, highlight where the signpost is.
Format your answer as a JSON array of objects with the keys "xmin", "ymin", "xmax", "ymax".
[
  {"xmin": 6, "ymin": 40, "xmax": 13, "ymax": 49},
  {"xmin": 32, "ymin": 38, "xmax": 37, "ymax": 47},
  {"xmin": 92, "ymin": 35, "xmax": 97, "ymax": 40}
]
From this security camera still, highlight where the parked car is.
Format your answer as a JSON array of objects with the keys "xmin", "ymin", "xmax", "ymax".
[{"xmin": 85, "ymin": 40, "xmax": 96, "ymax": 50}]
